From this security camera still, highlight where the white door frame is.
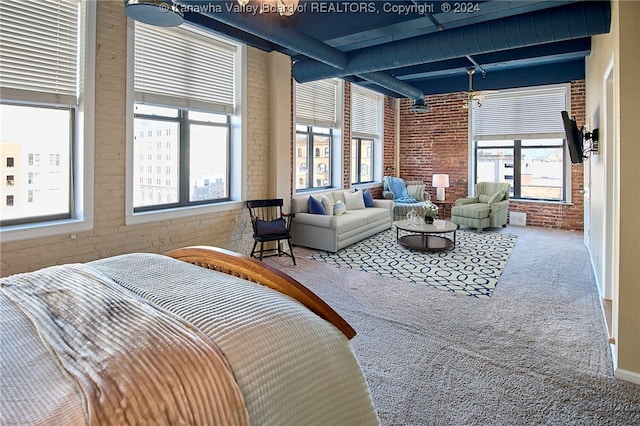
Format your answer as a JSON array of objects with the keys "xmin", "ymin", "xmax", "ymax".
[{"xmin": 603, "ymin": 56, "xmax": 618, "ymax": 303}]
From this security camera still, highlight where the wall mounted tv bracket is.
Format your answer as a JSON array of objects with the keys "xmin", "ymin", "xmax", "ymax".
[{"xmin": 584, "ymin": 127, "xmax": 599, "ymax": 155}]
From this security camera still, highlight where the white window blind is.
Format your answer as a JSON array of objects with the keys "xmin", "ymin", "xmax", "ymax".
[
  {"xmin": 135, "ymin": 23, "xmax": 236, "ymax": 114},
  {"xmin": 473, "ymin": 86, "xmax": 568, "ymax": 140},
  {"xmin": 351, "ymin": 88, "xmax": 380, "ymax": 138},
  {"xmin": 0, "ymin": 0, "xmax": 79, "ymax": 105},
  {"xmin": 295, "ymin": 79, "xmax": 338, "ymax": 127}
]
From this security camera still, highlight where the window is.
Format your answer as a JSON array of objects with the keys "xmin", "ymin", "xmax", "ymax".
[
  {"xmin": 6, "ymin": 175, "xmax": 14, "ymax": 186},
  {"xmin": 131, "ymin": 22, "xmax": 238, "ymax": 214},
  {"xmin": 295, "ymin": 125, "xmax": 332, "ymax": 191},
  {"xmin": 471, "ymin": 85, "xmax": 570, "ymax": 202},
  {"xmin": 351, "ymin": 87, "xmax": 382, "ymax": 185},
  {"xmin": 295, "ymin": 79, "xmax": 340, "ymax": 192},
  {"xmin": 351, "ymin": 138, "xmax": 374, "ymax": 184},
  {"xmin": 0, "ymin": 0, "xmax": 94, "ymax": 235},
  {"xmin": 475, "ymin": 139, "xmax": 565, "ymax": 200}
]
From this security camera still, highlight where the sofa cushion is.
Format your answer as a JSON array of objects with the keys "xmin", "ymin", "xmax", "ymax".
[
  {"xmin": 344, "ymin": 191, "xmax": 366, "ymax": 210},
  {"xmin": 335, "ymin": 214, "xmax": 368, "ymax": 234},
  {"xmin": 333, "ymin": 200, "xmax": 347, "ymax": 215},
  {"xmin": 452, "ymin": 203, "xmax": 491, "ymax": 219},
  {"xmin": 347, "ymin": 207, "xmax": 390, "ymax": 224},
  {"xmin": 308, "ymin": 196, "xmax": 326, "ymax": 215},
  {"xmin": 488, "ymin": 190, "xmax": 505, "ymax": 205},
  {"xmin": 321, "ymin": 195, "xmax": 334, "ymax": 215}
]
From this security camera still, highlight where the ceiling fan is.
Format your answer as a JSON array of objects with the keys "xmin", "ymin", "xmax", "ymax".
[{"xmin": 462, "ymin": 68, "xmax": 495, "ymax": 108}]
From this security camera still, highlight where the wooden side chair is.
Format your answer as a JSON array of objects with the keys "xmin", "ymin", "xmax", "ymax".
[{"xmin": 246, "ymin": 199, "xmax": 296, "ymax": 265}]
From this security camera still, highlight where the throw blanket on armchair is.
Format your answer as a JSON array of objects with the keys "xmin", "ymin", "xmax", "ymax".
[
  {"xmin": 385, "ymin": 176, "xmax": 417, "ymax": 203},
  {"xmin": 1, "ymin": 264, "xmax": 250, "ymax": 426}
]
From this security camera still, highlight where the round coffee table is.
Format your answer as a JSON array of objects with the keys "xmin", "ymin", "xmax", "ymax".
[{"xmin": 395, "ymin": 219, "xmax": 457, "ymax": 252}]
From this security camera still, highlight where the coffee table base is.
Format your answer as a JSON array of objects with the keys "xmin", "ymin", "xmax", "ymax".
[{"xmin": 398, "ymin": 234, "xmax": 454, "ymax": 252}]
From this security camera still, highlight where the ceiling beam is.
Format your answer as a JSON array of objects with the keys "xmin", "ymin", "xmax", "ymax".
[
  {"xmin": 292, "ymin": 1, "xmax": 610, "ymax": 83},
  {"xmin": 355, "ymin": 59, "xmax": 586, "ymax": 97}
]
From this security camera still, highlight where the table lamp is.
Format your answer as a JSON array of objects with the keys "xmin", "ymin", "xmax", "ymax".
[{"xmin": 432, "ymin": 174, "xmax": 449, "ymax": 201}]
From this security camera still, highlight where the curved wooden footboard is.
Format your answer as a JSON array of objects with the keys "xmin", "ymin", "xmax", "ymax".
[{"xmin": 164, "ymin": 246, "xmax": 356, "ymax": 340}]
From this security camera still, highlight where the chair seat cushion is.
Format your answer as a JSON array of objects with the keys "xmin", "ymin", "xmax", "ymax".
[
  {"xmin": 451, "ymin": 203, "xmax": 491, "ymax": 219},
  {"xmin": 255, "ymin": 218, "xmax": 287, "ymax": 235}
]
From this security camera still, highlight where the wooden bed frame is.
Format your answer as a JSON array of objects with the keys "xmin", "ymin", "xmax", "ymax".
[{"xmin": 165, "ymin": 246, "xmax": 356, "ymax": 340}]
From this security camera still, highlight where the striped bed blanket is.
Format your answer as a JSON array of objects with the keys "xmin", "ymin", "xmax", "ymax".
[{"xmin": 0, "ymin": 253, "xmax": 379, "ymax": 426}]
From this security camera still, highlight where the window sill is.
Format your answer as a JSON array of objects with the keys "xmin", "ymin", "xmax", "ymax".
[
  {"xmin": 125, "ymin": 200, "xmax": 245, "ymax": 226},
  {"xmin": 509, "ymin": 198, "xmax": 573, "ymax": 206},
  {"xmin": 352, "ymin": 182, "xmax": 383, "ymax": 191},
  {"xmin": 1, "ymin": 218, "xmax": 94, "ymax": 243}
]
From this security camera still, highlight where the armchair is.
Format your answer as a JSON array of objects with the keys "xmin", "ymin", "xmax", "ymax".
[
  {"xmin": 382, "ymin": 176, "xmax": 434, "ymax": 220},
  {"xmin": 451, "ymin": 182, "xmax": 510, "ymax": 231}
]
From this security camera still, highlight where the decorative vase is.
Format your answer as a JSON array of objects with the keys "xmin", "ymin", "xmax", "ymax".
[{"xmin": 425, "ymin": 217, "xmax": 434, "ymax": 224}]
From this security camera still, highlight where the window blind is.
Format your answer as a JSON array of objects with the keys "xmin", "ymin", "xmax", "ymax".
[
  {"xmin": 472, "ymin": 86, "xmax": 568, "ymax": 140},
  {"xmin": 0, "ymin": 0, "xmax": 79, "ymax": 105},
  {"xmin": 135, "ymin": 23, "xmax": 236, "ymax": 114},
  {"xmin": 295, "ymin": 79, "xmax": 338, "ymax": 127},
  {"xmin": 351, "ymin": 88, "xmax": 380, "ymax": 138}
]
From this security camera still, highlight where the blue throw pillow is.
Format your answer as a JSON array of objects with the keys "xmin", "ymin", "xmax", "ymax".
[
  {"xmin": 363, "ymin": 189, "xmax": 374, "ymax": 207},
  {"xmin": 308, "ymin": 196, "xmax": 326, "ymax": 215}
]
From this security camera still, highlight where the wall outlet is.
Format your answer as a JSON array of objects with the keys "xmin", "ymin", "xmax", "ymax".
[{"xmin": 509, "ymin": 212, "xmax": 527, "ymax": 226}]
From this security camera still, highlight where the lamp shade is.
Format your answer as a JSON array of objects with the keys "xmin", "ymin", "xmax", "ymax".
[{"xmin": 432, "ymin": 174, "xmax": 450, "ymax": 188}]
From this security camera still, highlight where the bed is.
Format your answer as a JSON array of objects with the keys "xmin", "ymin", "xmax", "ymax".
[{"xmin": 0, "ymin": 246, "xmax": 379, "ymax": 425}]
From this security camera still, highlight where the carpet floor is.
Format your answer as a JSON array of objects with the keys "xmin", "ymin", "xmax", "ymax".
[
  {"xmin": 266, "ymin": 226, "xmax": 640, "ymax": 425},
  {"xmin": 310, "ymin": 229, "xmax": 517, "ymax": 299}
]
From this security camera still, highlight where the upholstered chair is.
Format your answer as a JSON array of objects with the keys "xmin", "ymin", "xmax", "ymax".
[
  {"xmin": 382, "ymin": 176, "xmax": 434, "ymax": 220},
  {"xmin": 451, "ymin": 182, "xmax": 511, "ymax": 231}
]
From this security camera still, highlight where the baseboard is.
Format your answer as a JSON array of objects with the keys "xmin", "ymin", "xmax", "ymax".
[{"xmin": 614, "ymin": 367, "xmax": 640, "ymax": 385}]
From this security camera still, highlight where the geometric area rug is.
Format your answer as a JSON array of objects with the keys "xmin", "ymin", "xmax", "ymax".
[{"xmin": 309, "ymin": 228, "xmax": 518, "ymax": 299}]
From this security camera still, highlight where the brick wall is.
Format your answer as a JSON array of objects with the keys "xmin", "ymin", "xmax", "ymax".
[
  {"xmin": 398, "ymin": 92, "xmax": 469, "ymax": 202},
  {"xmin": 397, "ymin": 81, "xmax": 585, "ymax": 231},
  {"xmin": 342, "ymin": 82, "xmax": 352, "ymax": 189}
]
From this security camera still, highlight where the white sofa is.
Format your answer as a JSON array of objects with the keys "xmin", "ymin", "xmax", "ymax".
[{"xmin": 290, "ymin": 189, "xmax": 393, "ymax": 253}]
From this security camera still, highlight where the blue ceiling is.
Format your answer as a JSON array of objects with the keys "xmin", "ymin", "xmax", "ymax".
[{"xmin": 180, "ymin": 0, "xmax": 611, "ymax": 100}]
